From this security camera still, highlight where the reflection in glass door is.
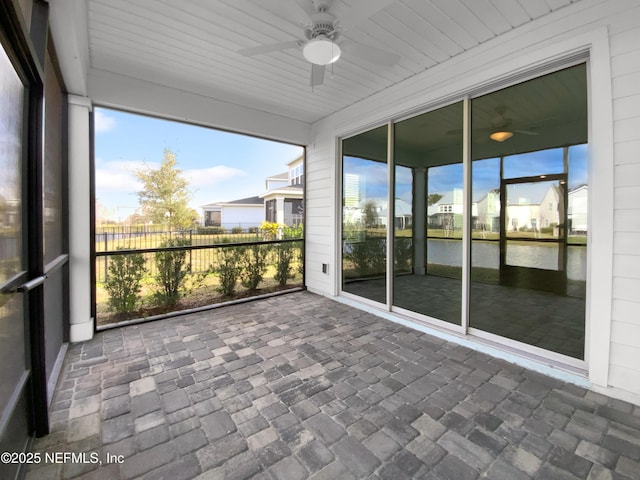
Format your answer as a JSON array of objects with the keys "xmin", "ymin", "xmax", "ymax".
[
  {"xmin": 500, "ymin": 176, "xmax": 567, "ymax": 294},
  {"xmin": 0, "ymin": 37, "xmax": 31, "ymax": 479},
  {"xmin": 341, "ymin": 63, "xmax": 588, "ymax": 362},
  {"xmin": 342, "ymin": 126, "xmax": 388, "ymax": 304},
  {"xmin": 393, "ymin": 102, "xmax": 463, "ymax": 325},
  {"xmin": 469, "ymin": 64, "xmax": 588, "ymax": 360}
]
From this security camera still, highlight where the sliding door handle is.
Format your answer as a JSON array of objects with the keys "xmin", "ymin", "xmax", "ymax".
[{"xmin": 17, "ymin": 275, "xmax": 47, "ymax": 292}]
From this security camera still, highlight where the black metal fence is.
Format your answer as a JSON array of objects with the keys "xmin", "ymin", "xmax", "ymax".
[
  {"xmin": 95, "ymin": 226, "xmax": 272, "ymax": 252},
  {"xmin": 95, "ymin": 237, "xmax": 303, "ymax": 326}
]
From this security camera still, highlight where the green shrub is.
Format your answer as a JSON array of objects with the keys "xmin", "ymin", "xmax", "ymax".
[
  {"xmin": 238, "ymin": 244, "xmax": 268, "ymax": 290},
  {"xmin": 283, "ymin": 224, "xmax": 303, "ymax": 239},
  {"xmin": 231, "ymin": 226, "xmax": 244, "ymax": 234},
  {"xmin": 215, "ymin": 246, "xmax": 241, "ymax": 296},
  {"xmin": 274, "ymin": 242, "xmax": 296, "ymax": 286},
  {"xmin": 394, "ymin": 237, "xmax": 413, "ymax": 273},
  {"xmin": 104, "ymin": 250, "xmax": 146, "ymax": 313},
  {"xmin": 197, "ymin": 226, "xmax": 226, "ymax": 235},
  {"xmin": 259, "ymin": 221, "xmax": 281, "ymax": 240},
  {"xmin": 153, "ymin": 236, "xmax": 190, "ymax": 306},
  {"xmin": 248, "ymin": 226, "xmax": 259, "ymax": 234},
  {"xmin": 345, "ymin": 237, "xmax": 386, "ymax": 277}
]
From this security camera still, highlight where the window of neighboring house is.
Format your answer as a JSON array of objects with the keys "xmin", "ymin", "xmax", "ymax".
[{"xmin": 290, "ymin": 164, "xmax": 304, "ymax": 185}]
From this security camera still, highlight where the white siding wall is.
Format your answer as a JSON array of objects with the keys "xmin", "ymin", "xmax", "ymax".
[
  {"xmin": 305, "ymin": 131, "xmax": 337, "ymax": 296},
  {"xmin": 609, "ymin": 4, "xmax": 640, "ymax": 399},
  {"xmin": 305, "ymin": 0, "xmax": 640, "ymax": 404}
]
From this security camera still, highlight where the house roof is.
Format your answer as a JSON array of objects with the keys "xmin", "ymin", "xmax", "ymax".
[
  {"xmin": 202, "ymin": 196, "xmax": 263, "ymax": 208},
  {"xmin": 260, "ymin": 185, "xmax": 304, "ymax": 199},
  {"xmin": 226, "ymin": 196, "xmax": 263, "ymax": 205},
  {"xmin": 266, "ymin": 172, "xmax": 288, "ymax": 181},
  {"xmin": 287, "ymin": 155, "xmax": 304, "ymax": 166}
]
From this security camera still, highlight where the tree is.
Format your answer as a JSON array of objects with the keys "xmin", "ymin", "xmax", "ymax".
[
  {"xmin": 135, "ymin": 149, "xmax": 199, "ymax": 230},
  {"xmin": 363, "ymin": 200, "xmax": 378, "ymax": 228},
  {"xmin": 427, "ymin": 193, "xmax": 443, "ymax": 206}
]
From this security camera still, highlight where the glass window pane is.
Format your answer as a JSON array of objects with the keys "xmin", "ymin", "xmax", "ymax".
[
  {"xmin": 472, "ymin": 158, "xmax": 500, "ymax": 284},
  {"xmin": 567, "ymin": 144, "xmax": 588, "ymax": 298},
  {"xmin": 44, "ymin": 50, "xmax": 65, "ymax": 263},
  {"xmin": 393, "ymin": 102, "xmax": 463, "ymax": 324},
  {"xmin": 503, "ymin": 148, "xmax": 564, "ymax": 179},
  {"xmin": 0, "ymin": 41, "xmax": 27, "ymax": 413},
  {"xmin": 505, "ymin": 180, "xmax": 564, "ymax": 240},
  {"xmin": 0, "ymin": 43, "xmax": 24, "ymax": 282},
  {"xmin": 342, "ymin": 126, "xmax": 388, "ymax": 304},
  {"xmin": 470, "ymin": 64, "xmax": 588, "ymax": 359}
]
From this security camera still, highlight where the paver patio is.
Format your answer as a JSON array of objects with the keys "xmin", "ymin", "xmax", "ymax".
[{"xmin": 27, "ymin": 291, "xmax": 640, "ymax": 479}]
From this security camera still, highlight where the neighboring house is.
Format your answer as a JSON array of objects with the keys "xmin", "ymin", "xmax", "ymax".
[
  {"xmin": 260, "ymin": 156, "xmax": 304, "ymax": 226},
  {"xmin": 428, "ymin": 189, "xmax": 478, "ymax": 231},
  {"xmin": 201, "ymin": 155, "xmax": 304, "ymax": 228},
  {"xmin": 201, "ymin": 196, "xmax": 263, "ymax": 229},
  {"xmin": 568, "ymin": 185, "xmax": 588, "ymax": 233},
  {"xmin": 476, "ymin": 190, "xmax": 500, "ymax": 233},
  {"xmin": 537, "ymin": 184, "xmax": 562, "ymax": 231},
  {"xmin": 475, "ymin": 184, "xmax": 566, "ymax": 234},
  {"xmin": 265, "ymin": 172, "xmax": 289, "ymax": 190},
  {"xmin": 343, "ymin": 197, "xmax": 412, "ymax": 229}
]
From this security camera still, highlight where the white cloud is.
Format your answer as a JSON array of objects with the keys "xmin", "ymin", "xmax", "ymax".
[
  {"xmin": 95, "ymin": 169, "xmax": 141, "ymax": 193},
  {"xmin": 184, "ymin": 165, "xmax": 247, "ymax": 189},
  {"xmin": 96, "ymin": 158, "xmax": 249, "ymax": 212},
  {"xmin": 94, "ymin": 110, "xmax": 116, "ymax": 133},
  {"xmin": 95, "ymin": 159, "xmax": 154, "ymax": 193}
]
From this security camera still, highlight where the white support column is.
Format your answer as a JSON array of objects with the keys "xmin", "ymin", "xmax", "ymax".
[
  {"xmin": 276, "ymin": 197, "xmax": 285, "ymax": 225},
  {"xmin": 413, "ymin": 167, "xmax": 426, "ymax": 275},
  {"xmin": 68, "ymin": 95, "xmax": 94, "ymax": 342}
]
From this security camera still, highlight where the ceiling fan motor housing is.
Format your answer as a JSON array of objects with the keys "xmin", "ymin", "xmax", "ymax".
[{"xmin": 305, "ymin": 11, "xmax": 339, "ymax": 41}]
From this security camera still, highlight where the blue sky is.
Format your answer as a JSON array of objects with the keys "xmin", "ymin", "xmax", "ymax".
[
  {"xmin": 345, "ymin": 143, "xmax": 588, "ymax": 205},
  {"xmin": 94, "ymin": 108, "xmax": 303, "ymax": 221}
]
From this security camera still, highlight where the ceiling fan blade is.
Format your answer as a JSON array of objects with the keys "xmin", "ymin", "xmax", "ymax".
[
  {"xmin": 311, "ymin": 64, "xmax": 325, "ymax": 86},
  {"xmin": 238, "ymin": 40, "xmax": 300, "ymax": 57},
  {"xmin": 515, "ymin": 129, "xmax": 539, "ymax": 136},
  {"xmin": 345, "ymin": 41, "xmax": 400, "ymax": 67},
  {"xmin": 338, "ymin": 0, "xmax": 394, "ymax": 30}
]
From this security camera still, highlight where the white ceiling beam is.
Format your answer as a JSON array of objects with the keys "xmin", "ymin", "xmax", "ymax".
[
  {"xmin": 88, "ymin": 69, "xmax": 311, "ymax": 146},
  {"xmin": 49, "ymin": 0, "xmax": 90, "ymax": 96}
]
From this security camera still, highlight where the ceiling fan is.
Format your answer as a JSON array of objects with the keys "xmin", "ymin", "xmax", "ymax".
[
  {"xmin": 446, "ymin": 106, "xmax": 540, "ymax": 142},
  {"xmin": 239, "ymin": 0, "xmax": 400, "ymax": 87}
]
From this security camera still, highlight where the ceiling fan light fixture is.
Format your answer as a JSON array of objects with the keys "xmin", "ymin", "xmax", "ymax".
[
  {"xmin": 303, "ymin": 37, "xmax": 341, "ymax": 65},
  {"xmin": 490, "ymin": 131, "xmax": 514, "ymax": 142}
]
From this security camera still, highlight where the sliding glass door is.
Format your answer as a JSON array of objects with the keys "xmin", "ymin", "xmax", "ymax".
[
  {"xmin": 393, "ymin": 102, "xmax": 464, "ymax": 325},
  {"xmin": 341, "ymin": 63, "xmax": 588, "ymax": 361},
  {"xmin": 342, "ymin": 126, "xmax": 388, "ymax": 304},
  {"xmin": 469, "ymin": 65, "xmax": 587, "ymax": 359},
  {"xmin": 0, "ymin": 31, "xmax": 32, "ymax": 480}
]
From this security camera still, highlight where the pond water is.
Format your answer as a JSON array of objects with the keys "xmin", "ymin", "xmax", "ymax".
[{"xmin": 427, "ymin": 238, "xmax": 586, "ymax": 281}]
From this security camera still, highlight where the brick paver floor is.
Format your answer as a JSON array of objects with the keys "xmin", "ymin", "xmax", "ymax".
[{"xmin": 27, "ymin": 291, "xmax": 640, "ymax": 479}]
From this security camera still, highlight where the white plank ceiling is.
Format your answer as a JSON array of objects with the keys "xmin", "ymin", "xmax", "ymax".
[{"xmin": 82, "ymin": 0, "xmax": 582, "ymax": 124}]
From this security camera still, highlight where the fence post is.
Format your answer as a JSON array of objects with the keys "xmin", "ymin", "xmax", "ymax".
[
  {"xmin": 104, "ymin": 231, "xmax": 108, "ymax": 282},
  {"xmin": 189, "ymin": 229, "xmax": 193, "ymax": 273}
]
